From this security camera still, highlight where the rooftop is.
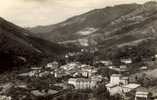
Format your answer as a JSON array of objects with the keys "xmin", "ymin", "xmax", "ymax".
[
  {"xmin": 111, "ymin": 74, "xmax": 122, "ymax": 77},
  {"xmin": 69, "ymin": 78, "xmax": 77, "ymax": 82},
  {"xmin": 123, "ymin": 83, "xmax": 140, "ymax": 89},
  {"xmin": 69, "ymin": 78, "xmax": 96, "ymax": 83},
  {"xmin": 121, "ymin": 76, "xmax": 129, "ymax": 80},
  {"xmin": 136, "ymin": 91, "xmax": 149, "ymax": 95},
  {"xmin": 76, "ymin": 78, "xmax": 91, "ymax": 82},
  {"xmin": 106, "ymin": 83, "xmax": 117, "ymax": 88}
]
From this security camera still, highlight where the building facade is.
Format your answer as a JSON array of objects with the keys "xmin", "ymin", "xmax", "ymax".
[
  {"xmin": 68, "ymin": 78, "xmax": 97, "ymax": 89},
  {"xmin": 135, "ymin": 91, "xmax": 150, "ymax": 100}
]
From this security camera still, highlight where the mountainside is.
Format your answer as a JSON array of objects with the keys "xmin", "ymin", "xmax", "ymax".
[
  {"xmin": 28, "ymin": 3, "xmax": 140, "ymax": 42},
  {"xmin": 0, "ymin": 17, "xmax": 67, "ymax": 71},
  {"xmin": 28, "ymin": 1, "xmax": 157, "ymax": 49}
]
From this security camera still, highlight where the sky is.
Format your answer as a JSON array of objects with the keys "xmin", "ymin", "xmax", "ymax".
[{"xmin": 0, "ymin": 0, "xmax": 156, "ymax": 27}]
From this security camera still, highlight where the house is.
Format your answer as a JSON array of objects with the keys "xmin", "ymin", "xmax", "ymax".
[
  {"xmin": 67, "ymin": 52, "xmax": 75, "ymax": 57},
  {"xmin": 108, "ymin": 66, "xmax": 117, "ymax": 69},
  {"xmin": 54, "ymin": 69, "xmax": 68, "ymax": 78},
  {"xmin": 107, "ymin": 74, "xmax": 129, "ymax": 85},
  {"xmin": 122, "ymin": 83, "xmax": 141, "ymax": 93},
  {"xmin": 135, "ymin": 91, "xmax": 150, "ymax": 100},
  {"xmin": 105, "ymin": 83, "xmax": 117, "ymax": 91},
  {"xmin": 106, "ymin": 74, "xmax": 131, "ymax": 95},
  {"xmin": 81, "ymin": 71, "xmax": 92, "ymax": 77},
  {"xmin": 31, "ymin": 89, "xmax": 58, "ymax": 97},
  {"xmin": 155, "ymin": 54, "xmax": 157, "ymax": 58},
  {"xmin": 106, "ymin": 74, "xmax": 123, "ymax": 91},
  {"xmin": 68, "ymin": 78, "xmax": 77, "ymax": 87},
  {"xmin": 0, "ymin": 95, "xmax": 11, "ymax": 100},
  {"xmin": 121, "ymin": 58, "xmax": 132, "ymax": 64},
  {"xmin": 107, "ymin": 74, "xmax": 128, "ymax": 85},
  {"xmin": 80, "ymin": 64, "xmax": 92, "ymax": 68},
  {"xmin": 68, "ymin": 78, "xmax": 98, "ymax": 89},
  {"xmin": 120, "ymin": 77, "xmax": 129, "ymax": 85},
  {"xmin": 38, "ymin": 71, "xmax": 50, "ymax": 77},
  {"xmin": 110, "ymin": 74, "xmax": 122, "ymax": 85},
  {"xmin": 81, "ymin": 66, "xmax": 97, "ymax": 77},
  {"xmin": 91, "ymin": 75, "xmax": 103, "ymax": 82},
  {"xmin": 106, "ymin": 83, "xmax": 141, "ymax": 96},
  {"xmin": 119, "ymin": 65, "xmax": 128, "ymax": 71},
  {"xmin": 73, "ymin": 72, "xmax": 81, "ymax": 77},
  {"xmin": 60, "ymin": 62, "xmax": 81, "ymax": 71},
  {"xmin": 54, "ymin": 71, "xmax": 66, "ymax": 78},
  {"xmin": 109, "ymin": 66, "xmax": 128, "ymax": 72},
  {"xmin": 98, "ymin": 60, "xmax": 112, "ymax": 66},
  {"xmin": 45, "ymin": 61, "xmax": 59, "ymax": 69},
  {"xmin": 31, "ymin": 67, "xmax": 42, "ymax": 70},
  {"xmin": 18, "ymin": 70, "xmax": 38, "ymax": 77},
  {"xmin": 75, "ymin": 78, "xmax": 97, "ymax": 89},
  {"xmin": 65, "ymin": 54, "xmax": 69, "ymax": 58},
  {"xmin": 140, "ymin": 66, "xmax": 148, "ymax": 70}
]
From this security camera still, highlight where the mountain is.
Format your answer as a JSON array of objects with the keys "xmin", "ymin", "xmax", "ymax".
[
  {"xmin": 28, "ymin": 3, "xmax": 140, "ymax": 42},
  {"xmin": 0, "ymin": 17, "xmax": 67, "ymax": 71},
  {"xmin": 28, "ymin": 1, "xmax": 157, "ymax": 49}
]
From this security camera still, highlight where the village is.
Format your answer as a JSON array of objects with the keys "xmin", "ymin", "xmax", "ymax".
[{"xmin": 1, "ymin": 52, "xmax": 157, "ymax": 100}]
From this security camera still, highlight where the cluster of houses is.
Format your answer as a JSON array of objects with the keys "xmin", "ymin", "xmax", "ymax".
[
  {"xmin": 105, "ymin": 74, "xmax": 140, "ymax": 95},
  {"xmin": 96, "ymin": 58, "xmax": 132, "ymax": 72},
  {"xmin": 44, "ymin": 62, "xmax": 103, "ymax": 90},
  {"xmin": 64, "ymin": 59, "xmax": 153, "ymax": 100},
  {"xmin": 18, "ymin": 61, "xmax": 101, "ymax": 89},
  {"xmin": 63, "ymin": 59, "xmax": 133, "ymax": 90},
  {"xmin": 96, "ymin": 58, "xmax": 154, "ymax": 100},
  {"xmin": 55, "ymin": 62, "xmax": 104, "ymax": 89},
  {"xmin": 18, "ymin": 61, "xmax": 59, "ymax": 78},
  {"xmin": 104, "ymin": 73, "xmax": 153, "ymax": 100},
  {"xmin": 17, "ymin": 57, "xmax": 156, "ymax": 100},
  {"xmin": 54, "ymin": 62, "xmax": 98, "ymax": 78},
  {"xmin": 2, "ymin": 50, "xmax": 157, "ymax": 100}
]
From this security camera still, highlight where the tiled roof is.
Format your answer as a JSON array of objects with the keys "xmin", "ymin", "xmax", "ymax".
[{"xmin": 111, "ymin": 74, "xmax": 122, "ymax": 77}]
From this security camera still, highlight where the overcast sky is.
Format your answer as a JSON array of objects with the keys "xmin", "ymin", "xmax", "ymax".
[{"xmin": 0, "ymin": 0, "xmax": 155, "ymax": 27}]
